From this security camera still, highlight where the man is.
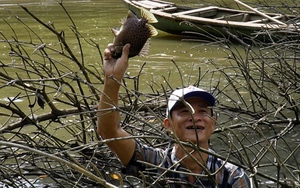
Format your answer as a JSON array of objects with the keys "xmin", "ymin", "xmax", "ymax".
[{"xmin": 97, "ymin": 44, "xmax": 251, "ymax": 187}]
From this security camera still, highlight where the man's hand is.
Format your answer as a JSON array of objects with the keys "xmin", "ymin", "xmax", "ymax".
[{"xmin": 103, "ymin": 43, "xmax": 130, "ymax": 82}]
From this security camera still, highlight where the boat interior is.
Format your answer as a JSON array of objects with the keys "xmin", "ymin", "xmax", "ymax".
[{"xmin": 130, "ymin": 0, "xmax": 292, "ymax": 24}]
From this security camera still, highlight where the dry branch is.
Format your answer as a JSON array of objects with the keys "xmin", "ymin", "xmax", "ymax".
[{"xmin": 0, "ymin": 1, "xmax": 299, "ymax": 188}]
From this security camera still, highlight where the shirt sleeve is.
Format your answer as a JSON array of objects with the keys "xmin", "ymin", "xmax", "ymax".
[{"xmin": 122, "ymin": 140, "xmax": 164, "ymax": 176}]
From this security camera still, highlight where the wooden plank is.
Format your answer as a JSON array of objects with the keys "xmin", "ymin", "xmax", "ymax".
[
  {"xmin": 172, "ymin": 6, "xmax": 218, "ymax": 16},
  {"xmin": 234, "ymin": 0, "xmax": 287, "ymax": 26},
  {"xmin": 132, "ymin": 0, "xmax": 172, "ymax": 9},
  {"xmin": 214, "ymin": 12, "xmax": 246, "ymax": 20},
  {"xmin": 173, "ymin": 13, "xmax": 268, "ymax": 28},
  {"xmin": 149, "ymin": 0, "xmax": 175, "ymax": 5},
  {"xmin": 248, "ymin": 14, "xmax": 285, "ymax": 23},
  {"xmin": 156, "ymin": 6, "xmax": 177, "ymax": 12}
]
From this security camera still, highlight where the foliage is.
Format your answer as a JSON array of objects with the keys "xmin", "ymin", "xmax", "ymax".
[{"xmin": 0, "ymin": 1, "xmax": 299, "ymax": 188}]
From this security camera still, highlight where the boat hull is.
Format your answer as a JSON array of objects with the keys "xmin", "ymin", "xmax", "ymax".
[{"xmin": 123, "ymin": 0, "xmax": 300, "ymax": 42}]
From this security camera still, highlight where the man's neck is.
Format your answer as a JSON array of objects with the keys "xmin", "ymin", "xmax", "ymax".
[{"xmin": 174, "ymin": 144, "xmax": 209, "ymax": 174}]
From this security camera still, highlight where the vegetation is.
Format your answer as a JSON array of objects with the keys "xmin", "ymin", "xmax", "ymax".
[{"xmin": 0, "ymin": 1, "xmax": 299, "ymax": 187}]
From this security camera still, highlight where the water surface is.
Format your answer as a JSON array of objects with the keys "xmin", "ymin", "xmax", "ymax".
[{"xmin": 0, "ymin": 0, "xmax": 299, "ymax": 187}]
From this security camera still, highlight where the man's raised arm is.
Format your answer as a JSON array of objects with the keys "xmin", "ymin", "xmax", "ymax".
[{"xmin": 97, "ymin": 44, "xmax": 135, "ymax": 166}]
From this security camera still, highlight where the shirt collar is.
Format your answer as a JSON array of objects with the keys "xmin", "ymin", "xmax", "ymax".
[{"xmin": 170, "ymin": 146, "xmax": 215, "ymax": 173}]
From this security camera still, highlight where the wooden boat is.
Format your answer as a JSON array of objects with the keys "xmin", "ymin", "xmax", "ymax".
[{"xmin": 122, "ymin": 0, "xmax": 300, "ymax": 41}]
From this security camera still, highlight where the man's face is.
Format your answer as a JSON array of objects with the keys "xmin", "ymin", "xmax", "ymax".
[{"xmin": 164, "ymin": 98, "xmax": 216, "ymax": 146}]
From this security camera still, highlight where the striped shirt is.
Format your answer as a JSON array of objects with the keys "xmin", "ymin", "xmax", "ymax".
[{"xmin": 123, "ymin": 141, "xmax": 251, "ymax": 188}]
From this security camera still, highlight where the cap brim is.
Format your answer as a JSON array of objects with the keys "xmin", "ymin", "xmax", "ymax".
[
  {"xmin": 166, "ymin": 87, "xmax": 215, "ymax": 117},
  {"xmin": 183, "ymin": 91, "xmax": 215, "ymax": 106}
]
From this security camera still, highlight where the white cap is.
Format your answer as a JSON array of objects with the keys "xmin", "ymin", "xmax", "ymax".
[{"xmin": 166, "ymin": 86, "xmax": 215, "ymax": 117}]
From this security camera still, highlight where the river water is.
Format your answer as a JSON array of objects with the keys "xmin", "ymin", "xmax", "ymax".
[
  {"xmin": 0, "ymin": 0, "xmax": 299, "ymax": 187},
  {"xmin": 0, "ymin": 0, "xmax": 296, "ymax": 92}
]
